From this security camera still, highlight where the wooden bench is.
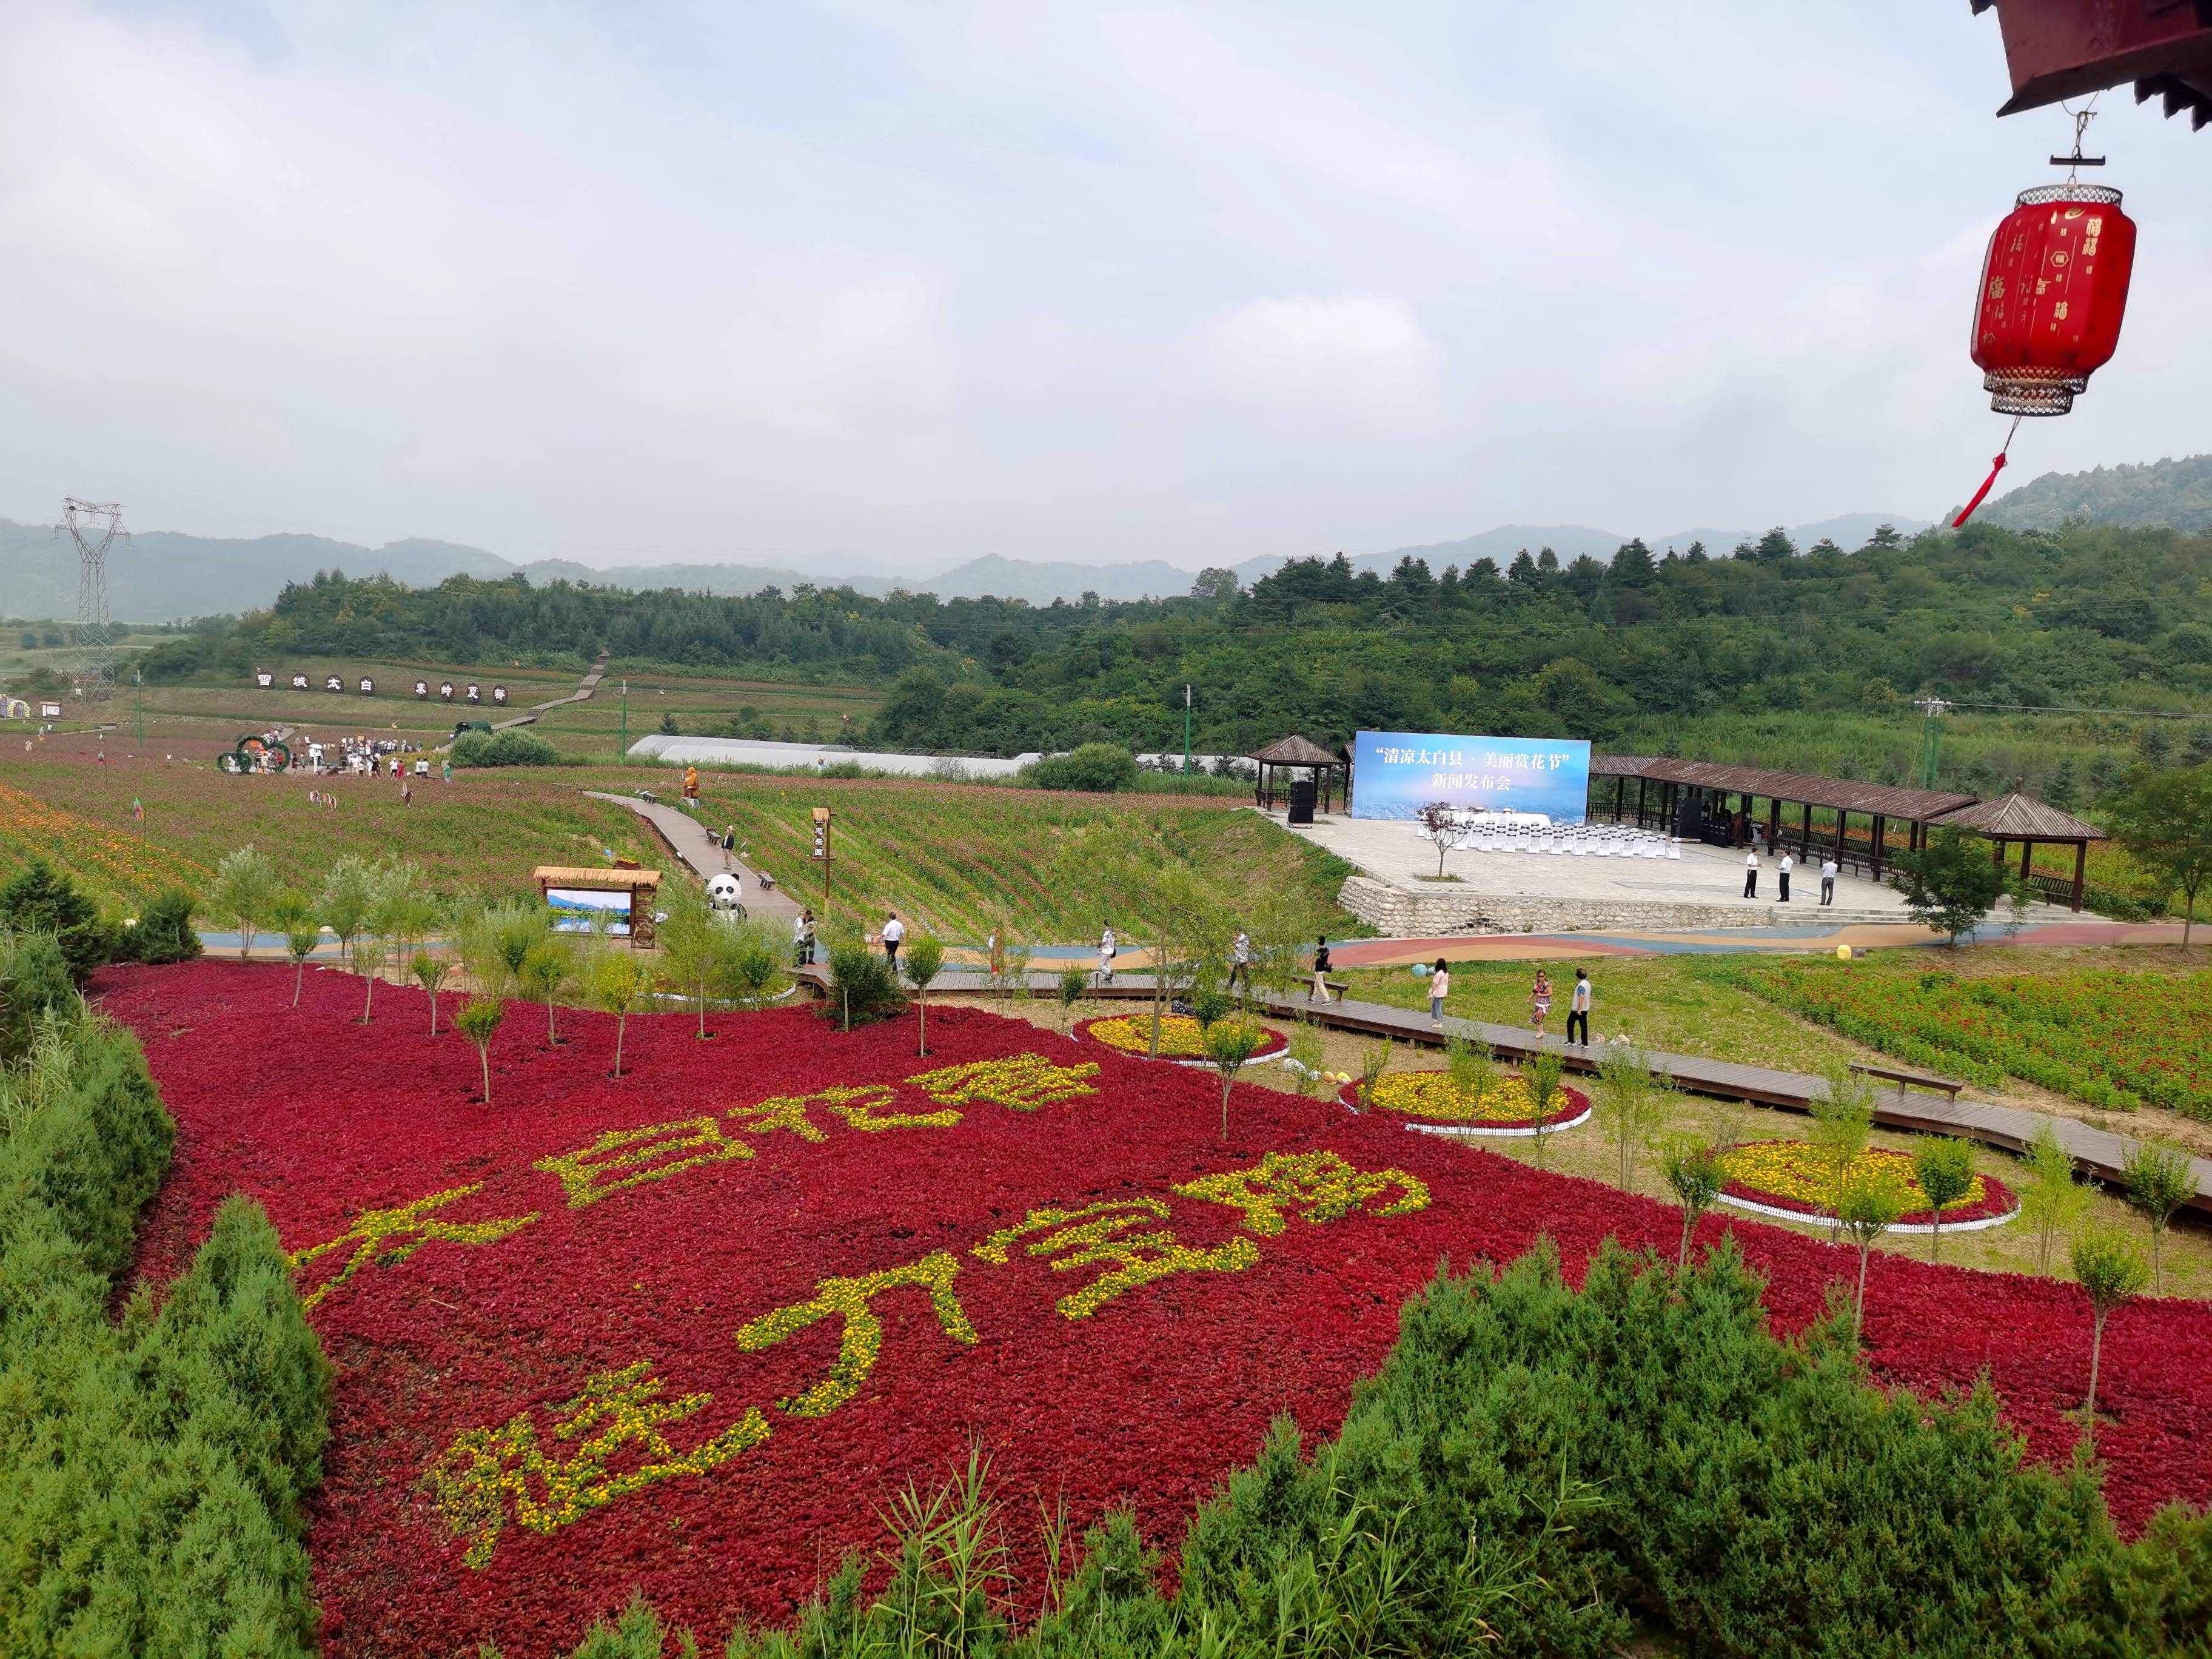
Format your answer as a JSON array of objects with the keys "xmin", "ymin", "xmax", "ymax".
[{"xmin": 1849, "ymin": 1061, "xmax": 1966, "ymax": 1103}]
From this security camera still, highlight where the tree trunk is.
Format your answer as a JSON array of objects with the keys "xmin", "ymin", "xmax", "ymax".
[
  {"xmin": 428, "ymin": 990, "xmax": 438, "ymax": 1036},
  {"xmin": 362, "ymin": 974, "xmax": 375, "ymax": 1024},
  {"xmin": 1929, "ymin": 1215, "xmax": 1942, "ymax": 1265},
  {"xmin": 918, "ymin": 991, "xmax": 928, "ymax": 1057},
  {"xmin": 2084, "ymin": 1309, "xmax": 2106, "ymax": 1450},
  {"xmin": 2152, "ymin": 1228, "xmax": 2164, "ymax": 1297},
  {"xmin": 1854, "ymin": 1244, "xmax": 1871, "ymax": 1339},
  {"xmin": 1678, "ymin": 1211, "xmax": 1694, "ymax": 1271},
  {"xmin": 546, "ymin": 999, "xmax": 558, "ymax": 1045},
  {"xmin": 478, "ymin": 1045, "xmax": 491, "ymax": 1104},
  {"xmin": 697, "ymin": 975, "xmax": 709, "ymax": 1039},
  {"xmin": 293, "ymin": 961, "xmax": 304, "ymax": 1007},
  {"xmin": 613, "ymin": 1014, "xmax": 626, "ymax": 1078}
]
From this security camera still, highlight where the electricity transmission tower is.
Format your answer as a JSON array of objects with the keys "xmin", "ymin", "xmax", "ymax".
[{"xmin": 59, "ymin": 498, "xmax": 127, "ymax": 698}]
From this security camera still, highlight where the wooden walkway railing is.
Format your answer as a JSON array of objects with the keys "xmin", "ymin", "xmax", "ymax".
[{"xmin": 789, "ymin": 967, "xmax": 2212, "ymax": 1213}]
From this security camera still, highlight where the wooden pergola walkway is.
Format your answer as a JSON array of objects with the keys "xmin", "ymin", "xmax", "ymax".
[{"xmin": 796, "ymin": 966, "xmax": 2212, "ymax": 1213}]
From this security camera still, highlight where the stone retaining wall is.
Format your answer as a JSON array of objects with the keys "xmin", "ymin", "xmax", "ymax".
[{"xmin": 1336, "ymin": 875, "xmax": 1903, "ymax": 936}]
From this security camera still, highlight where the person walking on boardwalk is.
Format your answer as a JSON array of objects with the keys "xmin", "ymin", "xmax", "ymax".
[
  {"xmin": 1820, "ymin": 855, "xmax": 1838, "ymax": 907},
  {"xmin": 793, "ymin": 908, "xmax": 814, "ymax": 967},
  {"xmin": 1098, "ymin": 925, "xmax": 1116, "ymax": 984},
  {"xmin": 1227, "ymin": 930, "xmax": 1252, "ymax": 995},
  {"xmin": 880, "ymin": 911, "xmax": 905, "ymax": 964},
  {"xmin": 1743, "ymin": 849, "xmax": 1760, "ymax": 899},
  {"xmin": 1566, "ymin": 968, "xmax": 1594, "ymax": 1045},
  {"xmin": 1778, "ymin": 851, "xmax": 1794, "ymax": 903},
  {"xmin": 1428, "ymin": 959, "xmax": 1451, "ymax": 1028},
  {"xmin": 1530, "ymin": 968, "xmax": 1552, "ymax": 1036},
  {"xmin": 1310, "ymin": 936, "xmax": 1333, "ymax": 1004}
]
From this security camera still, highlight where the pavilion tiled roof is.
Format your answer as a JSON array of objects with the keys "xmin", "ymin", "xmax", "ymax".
[
  {"xmin": 1249, "ymin": 734, "xmax": 1343, "ymax": 767},
  {"xmin": 1926, "ymin": 793, "xmax": 2108, "ymax": 841},
  {"xmin": 1590, "ymin": 755, "xmax": 1976, "ymax": 823}
]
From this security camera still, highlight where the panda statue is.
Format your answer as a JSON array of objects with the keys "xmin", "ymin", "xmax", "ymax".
[{"xmin": 706, "ymin": 872, "xmax": 745, "ymax": 918}]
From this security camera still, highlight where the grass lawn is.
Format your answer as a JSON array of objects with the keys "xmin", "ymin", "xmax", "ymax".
[{"xmin": 0, "ymin": 737, "xmax": 1358, "ymax": 944}]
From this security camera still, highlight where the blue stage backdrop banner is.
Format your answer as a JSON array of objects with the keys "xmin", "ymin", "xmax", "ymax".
[{"xmin": 1350, "ymin": 732, "xmax": 1592, "ymax": 822}]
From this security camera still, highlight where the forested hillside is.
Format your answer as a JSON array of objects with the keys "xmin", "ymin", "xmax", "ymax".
[
  {"xmin": 111, "ymin": 523, "xmax": 2212, "ymax": 789},
  {"xmin": 1980, "ymin": 454, "xmax": 2212, "ymax": 534}
]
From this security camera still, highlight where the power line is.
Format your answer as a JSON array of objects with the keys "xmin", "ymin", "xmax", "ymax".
[{"xmin": 58, "ymin": 498, "xmax": 127, "ymax": 699}]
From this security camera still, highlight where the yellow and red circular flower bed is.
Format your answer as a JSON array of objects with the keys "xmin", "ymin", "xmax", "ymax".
[
  {"xmin": 1339, "ymin": 1071, "xmax": 1590, "ymax": 1133},
  {"xmin": 1717, "ymin": 1140, "xmax": 2018, "ymax": 1230},
  {"xmin": 1077, "ymin": 1014, "xmax": 1287, "ymax": 1064}
]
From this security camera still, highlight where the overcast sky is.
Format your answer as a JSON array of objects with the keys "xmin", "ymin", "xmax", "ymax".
[{"xmin": 2, "ymin": 2, "xmax": 2207, "ymax": 575}]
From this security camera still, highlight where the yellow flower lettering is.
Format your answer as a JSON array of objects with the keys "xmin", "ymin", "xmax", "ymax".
[
  {"xmin": 734, "ymin": 1251, "xmax": 978, "ymax": 1418},
  {"xmin": 1174, "ymin": 1151, "xmax": 1429, "ymax": 1238},
  {"xmin": 288, "ymin": 1184, "xmax": 541, "ymax": 1310},
  {"xmin": 972, "ymin": 1198, "xmax": 1258, "ymax": 1319},
  {"xmin": 534, "ymin": 1116, "xmax": 755, "ymax": 1208},
  {"xmin": 425, "ymin": 1361, "xmax": 769, "ymax": 1569},
  {"xmin": 907, "ymin": 1053, "xmax": 1100, "ymax": 1110}
]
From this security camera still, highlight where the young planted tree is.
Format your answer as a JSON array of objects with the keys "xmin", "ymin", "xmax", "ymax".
[
  {"xmin": 1811, "ymin": 1061, "xmax": 1877, "ymax": 1243},
  {"xmin": 412, "ymin": 950, "xmax": 454, "ymax": 1034},
  {"xmin": 717, "ymin": 918, "xmax": 785, "ymax": 1011},
  {"xmin": 900, "ymin": 934, "xmax": 946, "ymax": 1056},
  {"xmin": 1835, "ymin": 1168, "xmax": 1905, "ymax": 1340},
  {"xmin": 656, "ymin": 882, "xmax": 719, "ymax": 1038},
  {"xmin": 1204, "ymin": 1018, "xmax": 1269, "ymax": 1141},
  {"xmin": 518, "ymin": 937, "xmax": 575, "ymax": 1046},
  {"xmin": 2018, "ymin": 1119, "xmax": 2093, "ymax": 1276},
  {"xmin": 1525, "ymin": 1050, "xmax": 1567, "ymax": 1171},
  {"xmin": 1595, "ymin": 1041, "xmax": 1666, "ymax": 1192},
  {"xmin": 1286, "ymin": 1019, "xmax": 1327, "ymax": 1098},
  {"xmin": 1662, "ymin": 1136, "xmax": 1726, "ymax": 1270},
  {"xmin": 1911, "ymin": 1137, "xmax": 1978, "ymax": 1265},
  {"xmin": 268, "ymin": 889, "xmax": 317, "ymax": 1007},
  {"xmin": 212, "ymin": 845, "xmax": 277, "ymax": 959},
  {"xmin": 2120, "ymin": 1140, "xmax": 2197, "ymax": 1295},
  {"xmin": 589, "ymin": 947, "xmax": 651, "ymax": 1078},
  {"xmin": 1446, "ymin": 1033, "xmax": 1498, "ymax": 1118},
  {"xmin": 455, "ymin": 996, "xmax": 505, "ymax": 1103},
  {"xmin": 1356, "ymin": 1037, "xmax": 1393, "ymax": 1107},
  {"xmin": 1055, "ymin": 966, "xmax": 1088, "ymax": 1037},
  {"xmin": 316, "ymin": 855, "xmax": 376, "ymax": 966},
  {"xmin": 1414, "ymin": 800, "xmax": 1460, "ymax": 877},
  {"xmin": 1889, "ymin": 828, "xmax": 2010, "ymax": 945},
  {"xmin": 2070, "ymin": 1225, "xmax": 2151, "ymax": 1453},
  {"xmin": 2102, "ymin": 762, "xmax": 2212, "ymax": 947},
  {"xmin": 1190, "ymin": 979, "xmax": 1235, "ymax": 1033}
]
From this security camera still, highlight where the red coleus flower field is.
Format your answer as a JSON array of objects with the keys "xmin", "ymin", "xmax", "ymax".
[{"xmin": 103, "ymin": 961, "xmax": 2212, "ymax": 1659}]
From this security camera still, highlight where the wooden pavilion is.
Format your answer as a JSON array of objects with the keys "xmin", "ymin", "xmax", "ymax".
[
  {"xmin": 1923, "ymin": 793, "xmax": 2108, "ymax": 913},
  {"xmin": 1250, "ymin": 734, "xmax": 1347, "ymax": 816},
  {"xmin": 1589, "ymin": 757, "xmax": 1976, "ymax": 882}
]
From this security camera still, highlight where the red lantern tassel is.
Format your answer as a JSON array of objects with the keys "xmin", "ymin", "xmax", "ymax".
[{"xmin": 1951, "ymin": 415, "xmax": 2023, "ymax": 528}]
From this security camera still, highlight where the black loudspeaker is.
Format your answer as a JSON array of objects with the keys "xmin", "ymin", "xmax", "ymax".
[{"xmin": 1288, "ymin": 777, "xmax": 1318, "ymax": 825}]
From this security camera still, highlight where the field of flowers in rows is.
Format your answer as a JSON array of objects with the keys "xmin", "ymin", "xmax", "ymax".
[
  {"xmin": 1726, "ymin": 957, "xmax": 2212, "ymax": 1119},
  {"xmin": 0, "ymin": 779, "xmax": 210, "ymax": 903},
  {"xmin": 105, "ymin": 960, "xmax": 2212, "ymax": 1657}
]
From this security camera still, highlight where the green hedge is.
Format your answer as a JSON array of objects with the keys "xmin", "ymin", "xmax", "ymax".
[
  {"xmin": 451, "ymin": 728, "xmax": 561, "ymax": 768},
  {"xmin": 0, "ymin": 1007, "xmax": 332, "ymax": 1656},
  {"xmin": 530, "ymin": 1240, "xmax": 2210, "ymax": 1658}
]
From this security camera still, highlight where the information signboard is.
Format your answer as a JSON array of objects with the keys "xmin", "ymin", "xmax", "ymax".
[{"xmin": 1350, "ymin": 731, "xmax": 1591, "ymax": 823}]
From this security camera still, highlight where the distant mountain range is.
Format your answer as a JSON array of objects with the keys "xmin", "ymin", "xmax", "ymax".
[
  {"xmin": 1976, "ymin": 453, "xmax": 2212, "ymax": 534},
  {"xmin": 0, "ymin": 508, "xmax": 1934, "ymax": 622}
]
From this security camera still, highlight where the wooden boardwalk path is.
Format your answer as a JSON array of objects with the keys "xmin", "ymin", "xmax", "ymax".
[
  {"xmin": 495, "ymin": 650, "xmax": 609, "ymax": 730},
  {"xmin": 785, "ymin": 965, "xmax": 2211, "ymax": 1213}
]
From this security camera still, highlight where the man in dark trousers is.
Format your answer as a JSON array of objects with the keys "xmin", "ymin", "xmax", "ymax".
[
  {"xmin": 1566, "ymin": 969, "xmax": 1592, "ymax": 1046},
  {"xmin": 1744, "ymin": 850, "xmax": 1760, "ymax": 899},
  {"xmin": 1778, "ymin": 851, "xmax": 1793, "ymax": 903}
]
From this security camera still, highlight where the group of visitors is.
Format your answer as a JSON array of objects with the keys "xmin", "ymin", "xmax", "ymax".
[{"xmin": 1743, "ymin": 850, "xmax": 1842, "ymax": 904}]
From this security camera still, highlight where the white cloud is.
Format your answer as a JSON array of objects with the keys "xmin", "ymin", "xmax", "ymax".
[{"xmin": 1204, "ymin": 294, "xmax": 1439, "ymax": 418}]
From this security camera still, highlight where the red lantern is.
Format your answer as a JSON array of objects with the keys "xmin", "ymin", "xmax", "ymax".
[
  {"xmin": 1971, "ymin": 183, "xmax": 2136, "ymax": 415},
  {"xmin": 1952, "ymin": 181, "xmax": 2136, "ymax": 526}
]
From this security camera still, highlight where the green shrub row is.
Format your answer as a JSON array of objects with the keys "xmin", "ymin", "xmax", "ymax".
[
  {"xmin": 0, "ymin": 976, "xmax": 331, "ymax": 1657},
  {"xmin": 531, "ymin": 1241, "xmax": 2210, "ymax": 1659},
  {"xmin": 451, "ymin": 728, "xmax": 563, "ymax": 767}
]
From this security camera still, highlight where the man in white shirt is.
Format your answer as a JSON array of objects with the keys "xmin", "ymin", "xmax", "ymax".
[
  {"xmin": 1744, "ymin": 850, "xmax": 1760, "ymax": 899},
  {"xmin": 1821, "ymin": 857, "xmax": 1839, "ymax": 907},
  {"xmin": 881, "ymin": 911, "xmax": 905, "ymax": 963},
  {"xmin": 1228, "ymin": 930, "xmax": 1251, "ymax": 994},
  {"xmin": 1567, "ymin": 970, "xmax": 1593, "ymax": 1045},
  {"xmin": 1778, "ymin": 851, "xmax": 1794, "ymax": 903}
]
